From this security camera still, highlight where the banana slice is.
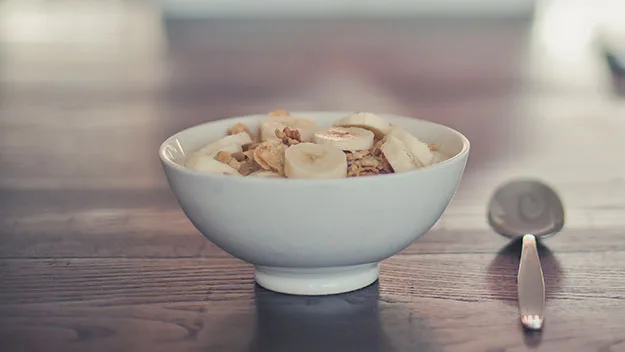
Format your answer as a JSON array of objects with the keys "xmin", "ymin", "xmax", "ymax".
[
  {"xmin": 333, "ymin": 112, "xmax": 392, "ymax": 139},
  {"xmin": 381, "ymin": 127, "xmax": 435, "ymax": 172},
  {"xmin": 387, "ymin": 127, "xmax": 434, "ymax": 167},
  {"xmin": 260, "ymin": 115, "xmax": 318, "ymax": 142},
  {"xmin": 197, "ymin": 132, "xmax": 253, "ymax": 157},
  {"xmin": 380, "ymin": 136, "xmax": 419, "ymax": 172},
  {"xmin": 248, "ymin": 170, "xmax": 283, "ymax": 178},
  {"xmin": 284, "ymin": 143, "xmax": 347, "ymax": 179},
  {"xmin": 432, "ymin": 151, "xmax": 448, "ymax": 163},
  {"xmin": 185, "ymin": 153, "xmax": 241, "ymax": 175},
  {"xmin": 313, "ymin": 126, "xmax": 374, "ymax": 151}
]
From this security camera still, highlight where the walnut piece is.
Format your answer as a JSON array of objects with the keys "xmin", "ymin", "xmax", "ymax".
[
  {"xmin": 253, "ymin": 140, "xmax": 287, "ymax": 175},
  {"xmin": 345, "ymin": 149, "xmax": 393, "ymax": 177},
  {"xmin": 238, "ymin": 160, "xmax": 262, "ymax": 176},
  {"xmin": 275, "ymin": 127, "xmax": 302, "ymax": 146},
  {"xmin": 428, "ymin": 143, "xmax": 438, "ymax": 152}
]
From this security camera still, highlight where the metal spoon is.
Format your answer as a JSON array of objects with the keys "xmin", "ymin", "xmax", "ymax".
[{"xmin": 487, "ymin": 179, "xmax": 565, "ymax": 330}]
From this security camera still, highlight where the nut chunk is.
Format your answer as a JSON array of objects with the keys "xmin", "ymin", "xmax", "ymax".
[
  {"xmin": 228, "ymin": 122, "xmax": 255, "ymax": 141},
  {"xmin": 275, "ymin": 127, "xmax": 302, "ymax": 146},
  {"xmin": 238, "ymin": 160, "xmax": 262, "ymax": 176},
  {"xmin": 225, "ymin": 148, "xmax": 261, "ymax": 176},
  {"xmin": 345, "ymin": 149, "xmax": 393, "ymax": 177},
  {"xmin": 231, "ymin": 151, "xmax": 247, "ymax": 162},
  {"xmin": 214, "ymin": 151, "xmax": 242, "ymax": 170},
  {"xmin": 253, "ymin": 140, "xmax": 287, "ymax": 175}
]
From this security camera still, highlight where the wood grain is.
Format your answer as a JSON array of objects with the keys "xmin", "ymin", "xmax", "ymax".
[
  {"xmin": 1, "ymin": 252, "xmax": 625, "ymax": 352},
  {"xmin": 1, "ymin": 3, "xmax": 625, "ymax": 352}
]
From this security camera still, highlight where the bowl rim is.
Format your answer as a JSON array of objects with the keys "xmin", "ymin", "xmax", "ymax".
[{"xmin": 158, "ymin": 111, "xmax": 470, "ymax": 185}]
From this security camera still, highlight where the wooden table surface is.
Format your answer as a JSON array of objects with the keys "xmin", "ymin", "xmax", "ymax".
[{"xmin": 1, "ymin": 2, "xmax": 625, "ymax": 352}]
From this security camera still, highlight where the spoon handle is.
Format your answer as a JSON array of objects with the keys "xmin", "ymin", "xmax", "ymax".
[{"xmin": 517, "ymin": 234, "xmax": 545, "ymax": 330}]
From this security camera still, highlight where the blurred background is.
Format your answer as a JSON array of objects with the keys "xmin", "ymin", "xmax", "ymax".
[
  {"xmin": 2, "ymin": 3, "xmax": 625, "ymax": 351},
  {"xmin": 2, "ymin": 0, "xmax": 624, "ymax": 101},
  {"xmin": 0, "ymin": 0, "xmax": 624, "ymax": 194}
]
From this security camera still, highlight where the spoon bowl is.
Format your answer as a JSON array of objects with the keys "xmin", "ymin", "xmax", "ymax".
[{"xmin": 488, "ymin": 179, "xmax": 565, "ymax": 240}]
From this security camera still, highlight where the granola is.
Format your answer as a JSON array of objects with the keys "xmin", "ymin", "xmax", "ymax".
[
  {"xmin": 345, "ymin": 149, "xmax": 393, "ymax": 177},
  {"xmin": 231, "ymin": 151, "xmax": 247, "ymax": 162},
  {"xmin": 214, "ymin": 151, "xmax": 242, "ymax": 170},
  {"xmin": 213, "ymin": 150, "xmax": 262, "ymax": 176},
  {"xmin": 242, "ymin": 142, "xmax": 261, "ymax": 152},
  {"xmin": 238, "ymin": 159, "xmax": 262, "ymax": 176},
  {"xmin": 184, "ymin": 110, "xmax": 450, "ymax": 178},
  {"xmin": 253, "ymin": 140, "xmax": 287, "ymax": 175},
  {"xmin": 371, "ymin": 138, "xmax": 385, "ymax": 157}
]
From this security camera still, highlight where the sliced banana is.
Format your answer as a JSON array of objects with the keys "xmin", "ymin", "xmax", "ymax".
[
  {"xmin": 387, "ymin": 127, "xmax": 434, "ymax": 167},
  {"xmin": 185, "ymin": 154, "xmax": 241, "ymax": 176},
  {"xmin": 248, "ymin": 170, "xmax": 283, "ymax": 178},
  {"xmin": 333, "ymin": 112, "xmax": 392, "ymax": 139},
  {"xmin": 260, "ymin": 115, "xmax": 318, "ymax": 142},
  {"xmin": 432, "ymin": 151, "xmax": 448, "ymax": 163},
  {"xmin": 380, "ymin": 136, "xmax": 420, "ymax": 173},
  {"xmin": 284, "ymin": 143, "xmax": 347, "ymax": 179},
  {"xmin": 380, "ymin": 127, "xmax": 435, "ymax": 173},
  {"xmin": 196, "ymin": 132, "xmax": 253, "ymax": 157},
  {"xmin": 313, "ymin": 126, "xmax": 374, "ymax": 151}
]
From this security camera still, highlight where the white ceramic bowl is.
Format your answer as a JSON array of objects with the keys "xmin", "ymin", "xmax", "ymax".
[{"xmin": 159, "ymin": 111, "xmax": 470, "ymax": 295}]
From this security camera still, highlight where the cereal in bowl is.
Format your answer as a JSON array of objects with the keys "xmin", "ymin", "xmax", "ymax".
[{"xmin": 184, "ymin": 110, "xmax": 448, "ymax": 178}]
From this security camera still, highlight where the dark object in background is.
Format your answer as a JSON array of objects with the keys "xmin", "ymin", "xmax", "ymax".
[
  {"xmin": 602, "ymin": 48, "xmax": 625, "ymax": 96},
  {"xmin": 603, "ymin": 49, "xmax": 625, "ymax": 76},
  {"xmin": 596, "ymin": 25, "xmax": 625, "ymax": 96}
]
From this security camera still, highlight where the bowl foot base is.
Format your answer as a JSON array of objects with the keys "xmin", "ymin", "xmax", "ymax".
[{"xmin": 254, "ymin": 263, "xmax": 379, "ymax": 295}]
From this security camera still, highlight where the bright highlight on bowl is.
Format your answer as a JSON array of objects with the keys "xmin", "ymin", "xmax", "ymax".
[{"xmin": 184, "ymin": 110, "xmax": 449, "ymax": 179}]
